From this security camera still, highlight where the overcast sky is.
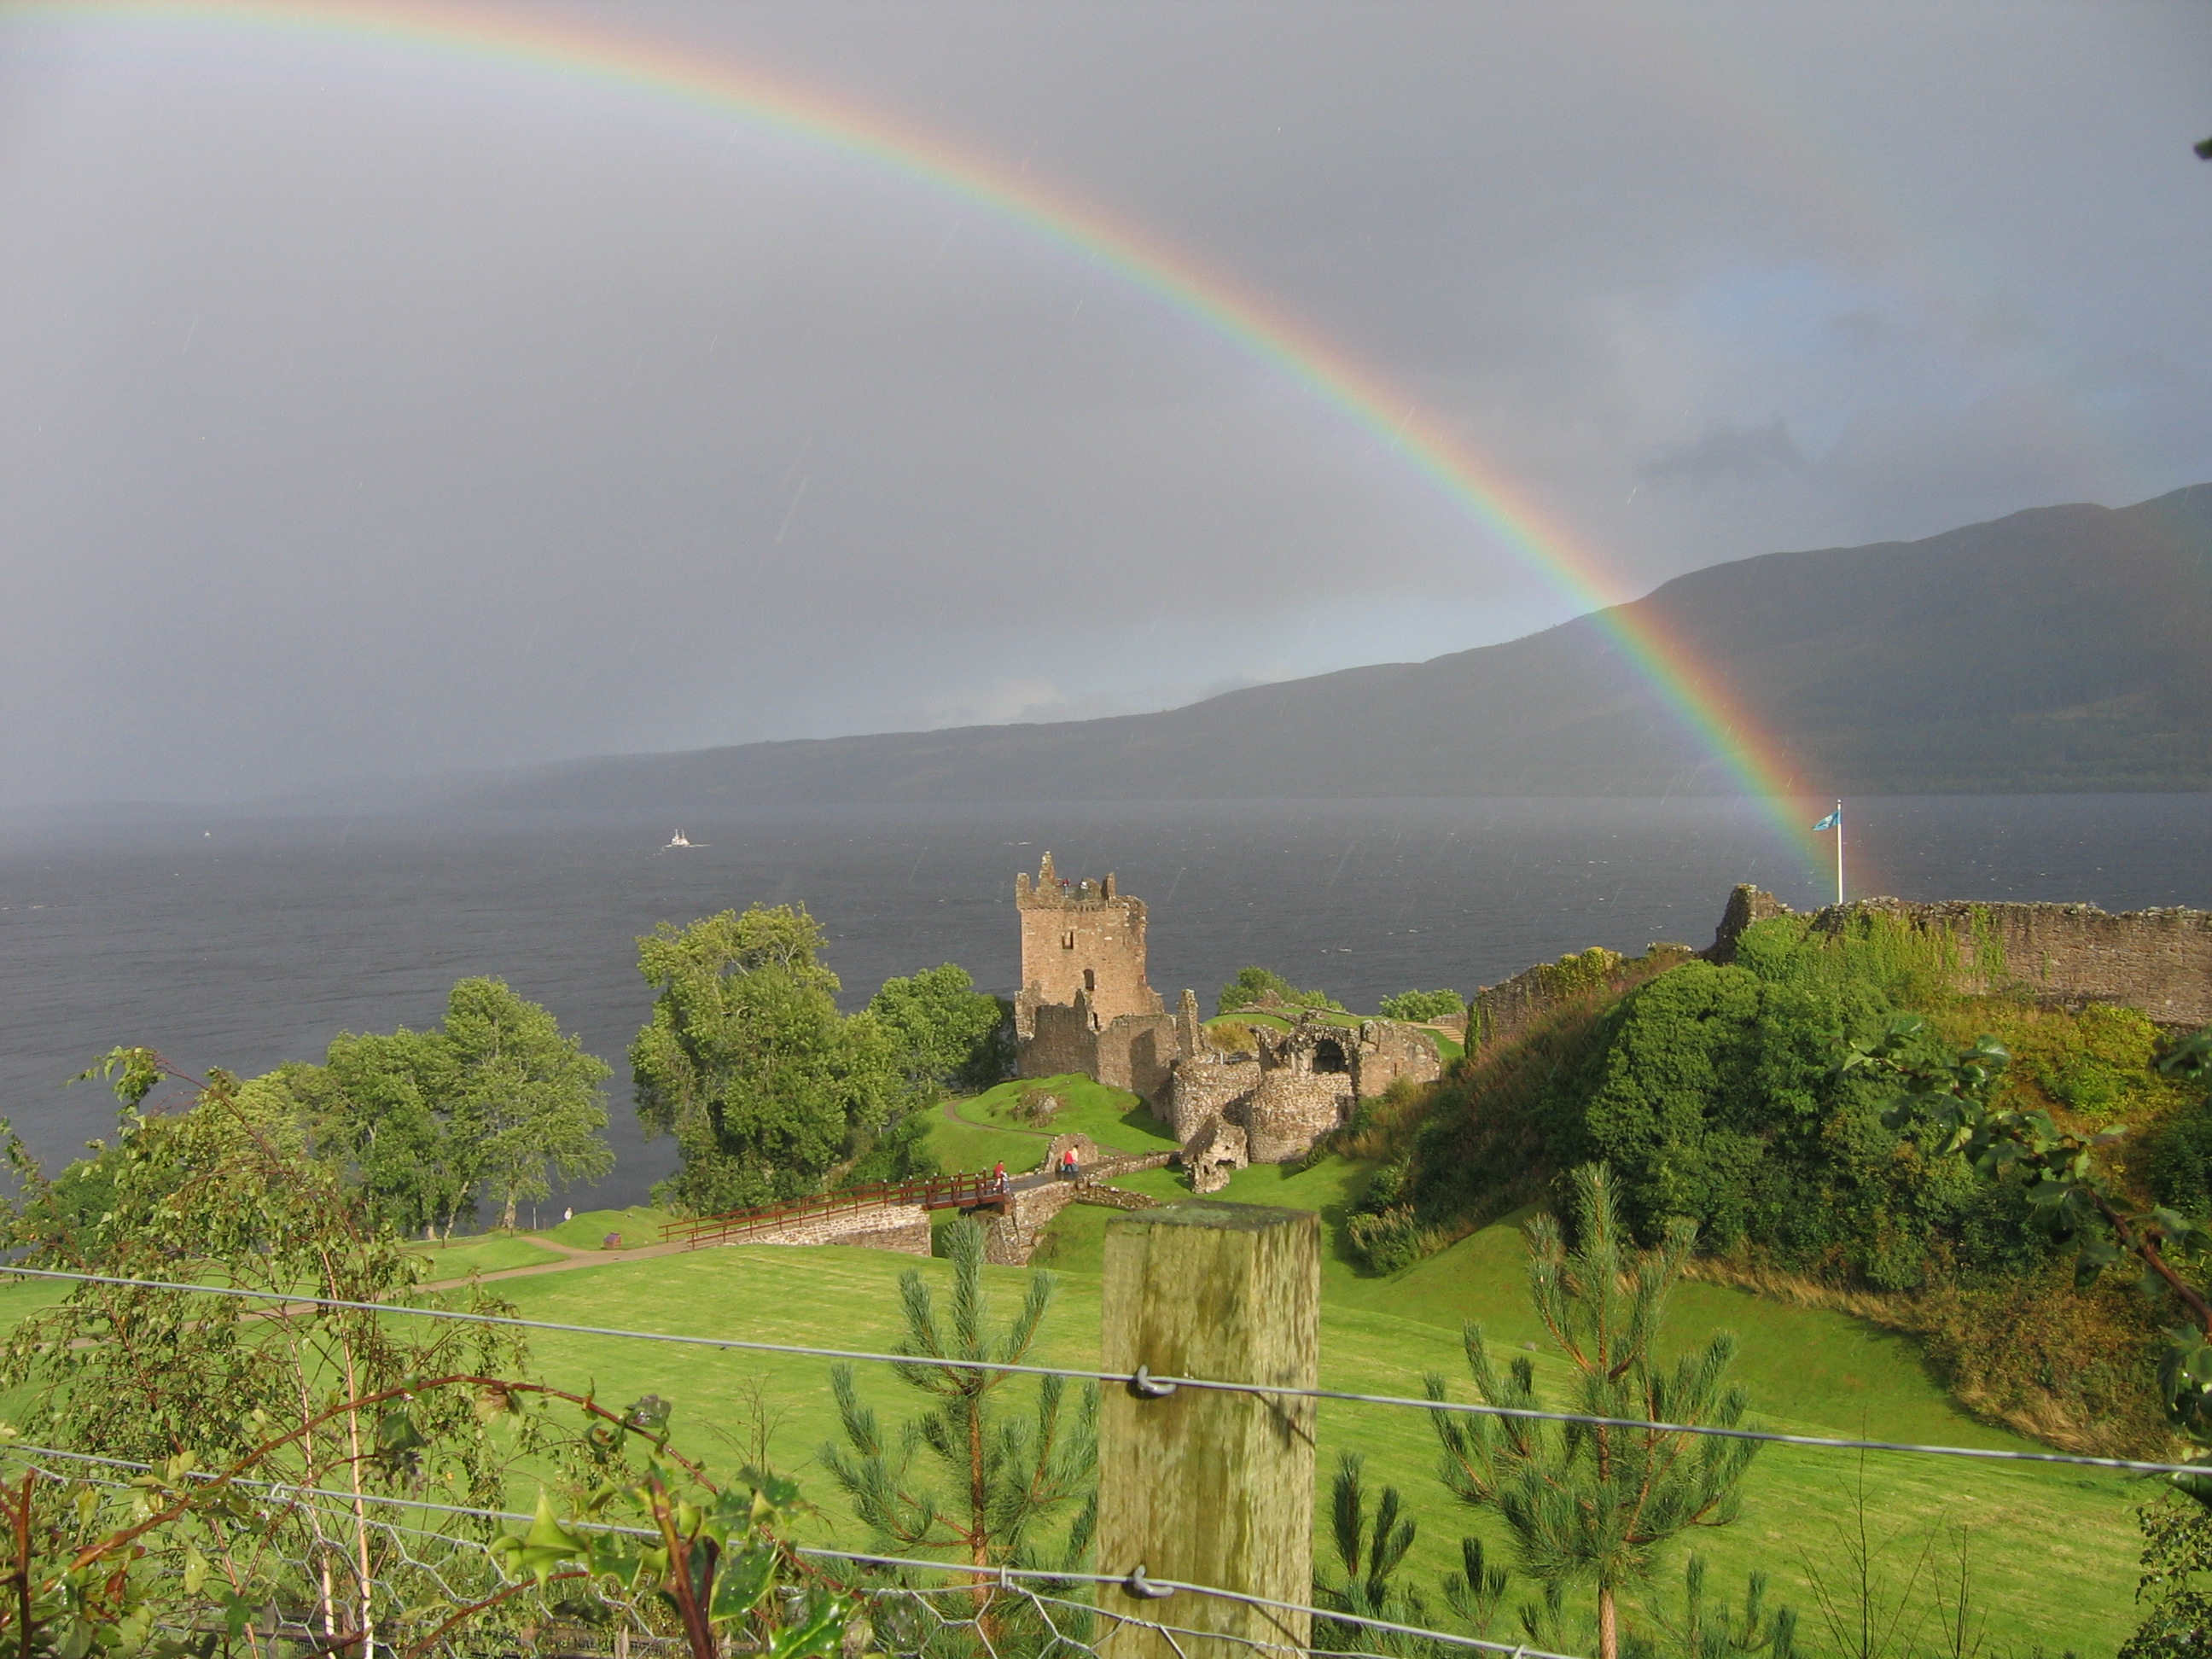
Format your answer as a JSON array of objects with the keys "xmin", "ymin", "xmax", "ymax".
[{"xmin": 3, "ymin": 0, "xmax": 2208, "ymax": 806}]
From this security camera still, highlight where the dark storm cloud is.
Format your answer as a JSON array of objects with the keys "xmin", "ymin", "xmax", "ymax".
[{"xmin": 1, "ymin": 1, "xmax": 2207, "ymax": 803}]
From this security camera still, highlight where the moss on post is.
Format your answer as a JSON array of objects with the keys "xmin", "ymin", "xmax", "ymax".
[{"xmin": 1096, "ymin": 1202, "xmax": 1320, "ymax": 1659}]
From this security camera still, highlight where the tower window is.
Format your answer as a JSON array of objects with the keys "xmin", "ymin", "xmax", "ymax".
[
  {"xmin": 1084, "ymin": 969, "xmax": 1097, "ymax": 992},
  {"xmin": 1062, "ymin": 930, "xmax": 1076, "ymax": 950}
]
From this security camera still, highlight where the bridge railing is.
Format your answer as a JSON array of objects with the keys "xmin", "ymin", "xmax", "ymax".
[{"xmin": 660, "ymin": 1169, "xmax": 1013, "ymax": 1249}]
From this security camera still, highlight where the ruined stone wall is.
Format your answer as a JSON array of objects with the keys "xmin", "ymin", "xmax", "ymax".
[
  {"xmin": 980, "ymin": 1177, "xmax": 1164, "ymax": 1263},
  {"xmin": 1017, "ymin": 997, "xmax": 1184, "ymax": 1100},
  {"xmin": 1167, "ymin": 1051, "xmax": 1256, "ymax": 1141},
  {"xmin": 1467, "ymin": 950, "xmax": 1647, "ymax": 1057},
  {"xmin": 1466, "ymin": 884, "xmax": 2212, "ymax": 1066},
  {"xmin": 1346, "ymin": 1020, "xmax": 1443, "ymax": 1096},
  {"xmin": 1020, "ymin": 995, "xmax": 1103, "ymax": 1081},
  {"xmin": 1244, "ymin": 1072, "xmax": 1353, "ymax": 1164},
  {"xmin": 1014, "ymin": 853, "xmax": 1162, "ymax": 1033},
  {"xmin": 1712, "ymin": 886, "xmax": 2212, "ymax": 1027},
  {"xmin": 1093, "ymin": 1013, "xmax": 1185, "ymax": 1102}
]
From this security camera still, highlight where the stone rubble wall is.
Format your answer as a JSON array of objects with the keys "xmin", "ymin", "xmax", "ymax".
[
  {"xmin": 1468, "ymin": 952, "xmax": 1644, "ymax": 1057},
  {"xmin": 1346, "ymin": 1018, "xmax": 1444, "ymax": 1096},
  {"xmin": 1167, "ymin": 1051, "xmax": 1258, "ymax": 1141},
  {"xmin": 1468, "ymin": 882, "xmax": 2212, "ymax": 1066},
  {"xmin": 1711, "ymin": 886, "xmax": 2212, "ymax": 1027},
  {"xmin": 1068, "ymin": 1182, "xmax": 1161, "ymax": 1213},
  {"xmin": 720, "ymin": 1205, "xmax": 934, "ymax": 1254},
  {"xmin": 1243, "ymin": 1071, "xmax": 1353, "ymax": 1164},
  {"xmin": 1016, "ymin": 997, "xmax": 1184, "ymax": 1102}
]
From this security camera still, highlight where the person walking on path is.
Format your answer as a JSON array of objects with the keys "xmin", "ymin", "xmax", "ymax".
[
  {"xmin": 1059, "ymin": 1146, "xmax": 1080, "ymax": 1181},
  {"xmin": 992, "ymin": 1160, "xmax": 1008, "ymax": 1196}
]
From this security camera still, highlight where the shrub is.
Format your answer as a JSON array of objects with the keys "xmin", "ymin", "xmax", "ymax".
[
  {"xmin": 1217, "ymin": 965, "xmax": 1342, "ymax": 1016},
  {"xmin": 1208, "ymin": 1018, "xmax": 1260, "ymax": 1054},
  {"xmin": 1379, "ymin": 988, "xmax": 1466, "ymax": 1023}
]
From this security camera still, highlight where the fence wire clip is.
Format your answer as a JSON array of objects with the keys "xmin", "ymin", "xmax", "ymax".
[
  {"xmin": 1128, "ymin": 1365, "xmax": 1178, "ymax": 1400},
  {"xmin": 1123, "ymin": 1565, "xmax": 1176, "ymax": 1601}
]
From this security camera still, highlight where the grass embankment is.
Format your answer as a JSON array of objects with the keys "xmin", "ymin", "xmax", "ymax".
[
  {"xmin": 934, "ymin": 1074, "xmax": 1181, "ymax": 1173},
  {"xmin": 431, "ymin": 1096, "xmax": 2137, "ymax": 1650}
]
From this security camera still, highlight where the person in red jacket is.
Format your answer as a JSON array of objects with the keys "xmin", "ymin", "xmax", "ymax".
[{"xmin": 992, "ymin": 1160, "xmax": 1008, "ymax": 1196}]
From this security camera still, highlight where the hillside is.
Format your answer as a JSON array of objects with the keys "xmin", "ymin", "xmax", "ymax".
[{"xmin": 460, "ymin": 483, "xmax": 2212, "ymax": 805}]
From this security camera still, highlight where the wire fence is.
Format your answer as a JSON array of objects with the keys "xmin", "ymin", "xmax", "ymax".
[
  {"xmin": 3, "ymin": 1263, "xmax": 2203, "ymax": 1481},
  {"xmin": 0, "ymin": 1442, "xmax": 1577, "ymax": 1659}
]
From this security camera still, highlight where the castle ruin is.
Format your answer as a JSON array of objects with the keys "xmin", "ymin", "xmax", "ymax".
[{"xmin": 1010, "ymin": 853, "xmax": 1441, "ymax": 1176}]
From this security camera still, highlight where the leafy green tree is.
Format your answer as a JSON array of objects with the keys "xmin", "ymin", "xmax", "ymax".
[
  {"xmin": 286, "ymin": 1028, "xmax": 480, "ymax": 1237},
  {"xmin": 1217, "ymin": 965, "xmax": 1342, "ymax": 1017},
  {"xmin": 247, "ymin": 978, "xmax": 610, "ymax": 1237},
  {"xmin": 1380, "ymin": 989, "xmax": 1467, "ymax": 1023},
  {"xmin": 1426, "ymin": 1163, "xmax": 1760, "ymax": 1659},
  {"xmin": 443, "ymin": 976, "xmax": 613, "ymax": 1229},
  {"xmin": 819, "ymin": 1218, "xmax": 1095, "ymax": 1644},
  {"xmin": 6, "ymin": 1050, "xmax": 538, "ymax": 1651},
  {"xmin": 632, "ymin": 905, "xmax": 906, "ymax": 1214},
  {"xmin": 867, "ymin": 963, "xmax": 1012, "ymax": 1093}
]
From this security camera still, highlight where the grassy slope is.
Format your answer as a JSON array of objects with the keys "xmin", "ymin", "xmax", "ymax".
[
  {"xmin": 406, "ymin": 1236, "xmax": 567, "ymax": 1277},
  {"xmin": 935, "ymin": 1075, "xmax": 1179, "ymax": 1174},
  {"xmin": 476, "ymin": 1105, "xmax": 2139, "ymax": 1650}
]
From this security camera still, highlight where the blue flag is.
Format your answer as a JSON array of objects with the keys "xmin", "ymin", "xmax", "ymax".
[{"xmin": 1811, "ymin": 806, "xmax": 1842, "ymax": 832}]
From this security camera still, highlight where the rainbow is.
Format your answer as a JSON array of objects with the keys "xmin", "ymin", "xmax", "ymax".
[{"xmin": 8, "ymin": 0, "xmax": 1833, "ymax": 874}]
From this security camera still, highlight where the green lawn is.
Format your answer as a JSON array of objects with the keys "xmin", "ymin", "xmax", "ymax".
[
  {"xmin": 935, "ymin": 1074, "xmax": 1179, "ymax": 1174},
  {"xmin": 480, "ymin": 1192, "xmax": 2139, "ymax": 1654},
  {"xmin": 534, "ymin": 1207, "xmax": 674, "ymax": 1250},
  {"xmin": 405, "ymin": 1235, "xmax": 567, "ymax": 1278}
]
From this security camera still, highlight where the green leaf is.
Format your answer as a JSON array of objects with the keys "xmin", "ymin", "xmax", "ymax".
[
  {"xmin": 493, "ymin": 1492, "xmax": 588, "ymax": 1586},
  {"xmin": 767, "ymin": 1592, "xmax": 850, "ymax": 1659},
  {"xmin": 708, "ymin": 1543, "xmax": 779, "ymax": 1623}
]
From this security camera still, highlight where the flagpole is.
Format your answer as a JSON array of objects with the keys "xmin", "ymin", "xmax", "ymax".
[{"xmin": 1835, "ymin": 798, "xmax": 1845, "ymax": 907}]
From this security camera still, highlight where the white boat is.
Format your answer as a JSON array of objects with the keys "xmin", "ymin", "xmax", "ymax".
[{"xmin": 666, "ymin": 830, "xmax": 694, "ymax": 849}]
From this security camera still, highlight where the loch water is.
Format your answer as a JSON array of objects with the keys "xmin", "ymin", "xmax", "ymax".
[{"xmin": 3, "ymin": 794, "xmax": 2208, "ymax": 1209}]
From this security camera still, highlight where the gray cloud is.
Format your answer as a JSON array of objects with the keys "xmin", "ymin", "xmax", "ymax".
[
  {"xmin": 1641, "ymin": 417, "xmax": 1807, "ymax": 486},
  {"xmin": 1, "ymin": 1, "xmax": 2207, "ymax": 803}
]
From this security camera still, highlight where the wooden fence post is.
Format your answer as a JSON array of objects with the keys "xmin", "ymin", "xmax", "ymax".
[{"xmin": 1096, "ymin": 1202, "xmax": 1320, "ymax": 1659}]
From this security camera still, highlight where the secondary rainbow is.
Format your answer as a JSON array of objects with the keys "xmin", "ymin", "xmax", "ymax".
[{"xmin": 9, "ymin": 0, "xmax": 1833, "ymax": 872}]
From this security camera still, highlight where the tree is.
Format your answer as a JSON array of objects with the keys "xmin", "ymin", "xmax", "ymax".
[
  {"xmin": 291, "ymin": 1028, "xmax": 481, "ymax": 1237},
  {"xmin": 1425, "ymin": 1163, "xmax": 1761, "ymax": 1659},
  {"xmin": 1314, "ymin": 1452, "xmax": 1510, "ymax": 1655},
  {"xmin": 2119, "ymin": 1495, "xmax": 2212, "ymax": 1658},
  {"xmin": 867, "ymin": 963, "xmax": 1012, "ymax": 1094},
  {"xmin": 631, "ymin": 905, "xmax": 905, "ymax": 1214},
  {"xmin": 443, "ymin": 976, "xmax": 614, "ymax": 1229},
  {"xmin": 1380, "ymin": 989, "xmax": 1467, "ymax": 1023},
  {"xmin": 251, "ymin": 978, "xmax": 610, "ymax": 1237},
  {"xmin": 819, "ymin": 1218, "xmax": 1095, "ymax": 1644},
  {"xmin": 7, "ymin": 1050, "xmax": 537, "ymax": 1651}
]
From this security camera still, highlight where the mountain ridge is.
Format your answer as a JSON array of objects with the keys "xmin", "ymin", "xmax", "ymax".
[{"xmin": 456, "ymin": 484, "xmax": 2212, "ymax": 807}]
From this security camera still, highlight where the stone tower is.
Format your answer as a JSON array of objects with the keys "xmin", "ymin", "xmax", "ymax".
[{"xmin": 1013, "ymin": 852, "xmax": 1165, "ymax": 1039}]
